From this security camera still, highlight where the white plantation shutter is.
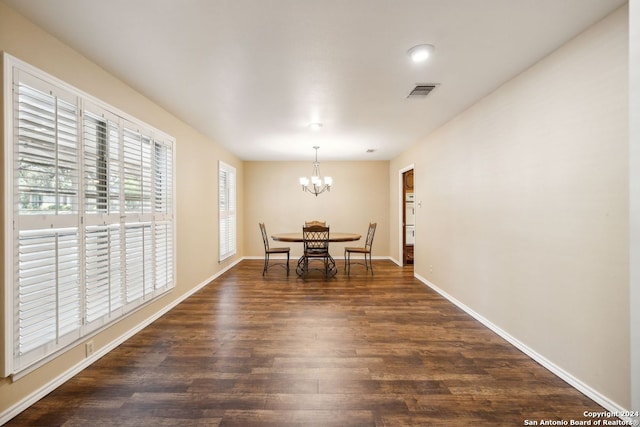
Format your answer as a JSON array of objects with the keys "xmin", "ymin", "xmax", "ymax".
[
  {"xmin": 154, "ymin": 221, "xmax": 173, "ymax": 290},
  {"xmin": 55, "ymin": 98, "xmax": 80, "ymax": 214},
  {"xmin": 13, "ymin": 69, "xmax": 82, "ymax": 372},
  {"xmin": 17, "ymin": 229, "xmax": 81, "ymax": 367},
  {"xmin": 5, "ymin": 54, "xmax": 175, "ymax": 375},
  {"xmin": 142, "ymin": 224, "xmax": 154, "ymax": 297},
  {"xmin": 154, "ymin": 142, "xmax": 172, "ymax": 214},
  {"xmin": 108, "ymin": 226, "xmax": 124, "ymax": 312},
  {"xmin": 124, "ymin": 224, "xmax": 145, "ymax": 304},
  {"xmin": 83, "ymin": 111, "xmax": 110, "ymax": 213},
  {"xmin": 56, "ymin": 231, "xmax": 82, "ymax": 337},
  {"xmin": 85, "ymin": 226, "xmax": 112, "ymax": 322},
  {"xmin": 123, "ymin": 127, "xmax": 143, "ymax": 213},
  {"xmin": 153, "ymin": 140, "xmax": 174, "ymax": 292},
  {"xmin": 84, "ymin": 224, "xmax": 124, "ymax": 331},
  {"xmin": 17, "ymin": 232, "xmax": 58, "ymax": 356},
  {"xmin": 141, "ymin": 136, "xmax": 153, "ymax": 213},
  {"xmin": 108, "ymin": 121, "xmax": 121, "ymax": 214},
  {"xmin": 16, "ymin": 82, "xmax": 57, "ymax": 216},
  {"xmin": 83, "ymin": 104, "xmax": 126, "ymax": 332},
  {"xmin": 219, "ymin": 161, "xmax": 236, "ymax": 261},
  {"xmin": 16, "ymin": 75, "xmax": 80, "ymax": 217}
]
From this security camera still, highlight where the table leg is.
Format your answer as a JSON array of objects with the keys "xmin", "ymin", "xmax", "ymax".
[{"xmin": 296, "ymin": 254, "xmax": 338, "ymax": 278}]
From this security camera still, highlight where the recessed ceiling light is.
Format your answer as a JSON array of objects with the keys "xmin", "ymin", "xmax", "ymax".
[
  {"xmin": 309, "ymin": 122, "xmax": 323, "ymax": 131},
  {"xmin": 408, "ymin": 44, "xmax": 435, "ymax": 62}
]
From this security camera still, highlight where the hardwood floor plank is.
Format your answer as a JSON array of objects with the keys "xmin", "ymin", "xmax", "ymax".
[
  {"xmin": 263, "ymin": 393, "xmax": 409, "ymax": 412},
  {"xmin": 219, "ymin": 409, "xmax": 375, "ymax": 427},
  {"xmin": 5, "ymin": 260, "xmax": 612, "ymax": 426}
]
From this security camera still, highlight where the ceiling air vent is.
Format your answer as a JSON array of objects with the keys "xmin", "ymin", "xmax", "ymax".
[{"xmin": 407, "ymin": 84, "xmax": 438, "ymax": 98}]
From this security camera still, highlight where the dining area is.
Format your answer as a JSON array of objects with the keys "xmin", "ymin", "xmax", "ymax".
[
  {"xmin": 259, "ymin": 221, "xmax": 377, "ymax": 279},
  {"xmin": 241, "ymin": 148, "xmax": 392, "ymax": 281}
]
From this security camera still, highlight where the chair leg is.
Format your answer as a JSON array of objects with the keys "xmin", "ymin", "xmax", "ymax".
[
  {"xmin": 262, "ymin": 253, "xmax": 269, "ymax": 275},
  {"xmin": 303, "ymin": 256, "xmax": 308, "ymax": 279},
  {"xmin": 344, "ymin": 249, "xmax": 347, "ymax": 271},
  {"xmin": 296, "ymin": 256, "xmax": 304, "ymax": 276},
  {"xmin": 343, "ymin": 251, "xmax": 373, "ymax": 275},
  {"xmin": 286, "ymin": 252, "xmax": 290, "ymax": 275},
  {"xmin": 324, "ymin": 256, "xmax": 328, "ymax": 279}
]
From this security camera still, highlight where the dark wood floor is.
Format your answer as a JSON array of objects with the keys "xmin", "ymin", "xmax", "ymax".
[{"xmin": 7, "ymin": 260, "xmax": 608, "ymax": 426}]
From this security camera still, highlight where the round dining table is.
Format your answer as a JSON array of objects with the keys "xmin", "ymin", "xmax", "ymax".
[
  {"xmin": 271, "ymin": 232, "xmax": 361, "ymax": 243},
  {"xmin": 271, "ymin": 232, "xmax": 361, "ymax": 277}
]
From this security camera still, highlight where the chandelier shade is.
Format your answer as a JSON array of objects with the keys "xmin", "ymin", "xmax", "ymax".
[{"xmin": 300, "ymin": 146, "xmax": 332, "ymax": 196}]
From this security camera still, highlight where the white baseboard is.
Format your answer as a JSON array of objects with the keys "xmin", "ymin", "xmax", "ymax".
[
  {"xmin": 388, "ymin": 257, "xmax": 402, "ymax": 266},
  {"xmin": 414, "ymin": 272, "xmax": 633, "ymax": 422},
  {"xmin": 0, "ymin": 258, "xmax": 242, "ymax": 425}
]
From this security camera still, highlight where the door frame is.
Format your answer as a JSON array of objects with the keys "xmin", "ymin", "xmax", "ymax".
[{"xmin": 398, "ymin": 163, "xmax": 414, "ymax": 267}]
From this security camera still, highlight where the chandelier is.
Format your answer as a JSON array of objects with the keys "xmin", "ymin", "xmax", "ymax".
[{"xmin": 299, "ymin": 146, "xmax": 332, "ymax": 196}]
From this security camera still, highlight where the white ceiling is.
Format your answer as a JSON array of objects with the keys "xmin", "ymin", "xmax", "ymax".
[{"xmin": 3, "ymin": 0, "xmax": 626, "ymax": 161}]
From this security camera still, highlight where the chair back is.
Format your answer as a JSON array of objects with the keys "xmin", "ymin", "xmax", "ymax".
[
  {"xmin": 304, "ymin": 220, "xmax": 326, "ymax": 227},
  {"xmin": 259, "ymin": 222, "xmax": 270, "ymax": 250},
  {"xmin": 303, "ymin": 224, "xmax": 330, "ymax": 255},
  {"xmin": 365, "ymin": 222, "xmax": 377, "ymax": 250}
]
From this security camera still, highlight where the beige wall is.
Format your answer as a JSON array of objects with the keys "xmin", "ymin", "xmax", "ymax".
[
  {"xmin": 244, "ymin": 160, "xmax": 389, "ymax": 258},
  {"xmin": 0, "ymin": 2, "xmax": 243, "ymax": 414},
  {"xmin": 390, "ymin": 6, "xmax": 630, "ymax": 407},
  {"xmin": 630, "ymin": 0, "xmax": 640, "ymax": 413}
]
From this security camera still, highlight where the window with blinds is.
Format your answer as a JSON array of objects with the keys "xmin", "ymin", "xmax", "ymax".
[
  {"xmin": 4, "ymin": 54, "xmax": 175, "ymax": 375},
  {"xmin": 218, "ymin": 161, "xmax": 236, "ymax": 262}
]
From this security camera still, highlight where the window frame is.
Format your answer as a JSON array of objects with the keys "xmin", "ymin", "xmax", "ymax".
[{"xmin": 3, "ymin": 53, "xmax": 176, "ymax": 377}]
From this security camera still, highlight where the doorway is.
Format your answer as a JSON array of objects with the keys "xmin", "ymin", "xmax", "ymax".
[{"xmin": 402, "ymin": 168, "xmax": 414, "ymax": 265}]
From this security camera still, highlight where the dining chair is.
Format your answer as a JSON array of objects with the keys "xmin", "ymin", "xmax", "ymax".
[
  {"xmin": 259, "ymin": 223, "xmax": 290, "ymax": 275},
  {"xmin": 301, "ymin": 224, "xmax": 331, "ymax": 279},
  {"xmin": 304, "ymin": 220, "xmax": 326, "ymax": 227},
  {"xmin": 344, "ymin": 222, "xmax": 377, "ymax": 275}
]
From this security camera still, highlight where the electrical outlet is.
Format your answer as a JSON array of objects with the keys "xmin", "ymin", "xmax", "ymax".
[{"xmin": 85, "ymin": 340, "xmax": 94, "ymax": 357}]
